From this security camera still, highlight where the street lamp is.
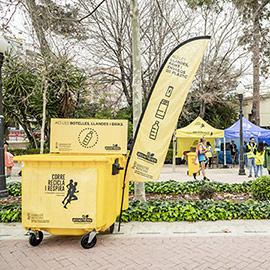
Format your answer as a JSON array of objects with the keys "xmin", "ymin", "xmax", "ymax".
[
  {"xmin": 236, "ymin": 83, "xmax": 246, "ymax": 175},
  {"xmin": 0, "ymin": 36, "xmax": 9, "ymax": 198}
]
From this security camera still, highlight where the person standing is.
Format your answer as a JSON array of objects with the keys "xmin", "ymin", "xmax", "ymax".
[
  {"xmin": 255, "ymin": 141, "xmax": 265, "ymax": 178},
  {"xmin": 4, "ymin": 142, "xmax": 14, "ymax": 179},
  {"xmin": 229, "ymin": 140, "xmax": 238, "ymax": 166},
  {"xmin": 193, "ymin": 137, "xmax": 210, "ymax": 181},
  {"xmin": 246, "ymin": 137, "xmax": 257, "ymax": 177},
  {"xmin": 205, "ymin": 141, "xmax": 214, "ymax": 168}
]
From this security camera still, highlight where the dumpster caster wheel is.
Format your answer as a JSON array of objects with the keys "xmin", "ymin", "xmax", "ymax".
[
  {"xmin": 29, "ymin": 231, "xmax": 43, "ymax": 247},
  {"xmin": 81, "ymin": 234, "xmax": 97, "ymax": 249},
  {"xmin": 109, "ymin": 223, "xmax": 115, "ymax": 234}
]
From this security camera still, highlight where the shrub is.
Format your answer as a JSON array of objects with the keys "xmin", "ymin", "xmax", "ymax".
[
  {"xmin": 118, "ymin": 199, "xmax": 270, "ymax": 222},
  {"xmin": 251, "ymin": 176, "xmax": 270, "ymax": 200},
  {"xmin": 0, "ymin": 203, "xmax": 21, "ymax": 222},
  {"xmin": 198, "ymin": 184, "xmax": 216, "ymax": 200},
  {"xmin": 7, "ymin": 182, "xmax": 21, "ymax": 196},
  {"xmin": 129, "ymin": 180, "xmax": 253, "ymax": 194}
]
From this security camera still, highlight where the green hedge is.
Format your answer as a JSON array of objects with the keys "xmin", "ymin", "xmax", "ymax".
[
  {"xmin": 120, "ymin": 199, "xmax": 270, "ymax": 222},
  {"xmin": 3, "ymin": 199, "xmax": 270, "ymax": 223},
  {"xmin": 129, "ymin": 180, "xmax": 253, "ymax": 194},
  {"xmin": 8, "ymin": 148, "xmax": 49, "ymax": 156},
  {"xmin": 0, "ymin": 204, "xmax": 21, "ymax": 222},
  {"xmin": 252, "ymin": 176, "xmax": 270, "ymax": 201},
  {"xmin": 7, "ymin": 182, "xmax": 21, "ymax": 196}
]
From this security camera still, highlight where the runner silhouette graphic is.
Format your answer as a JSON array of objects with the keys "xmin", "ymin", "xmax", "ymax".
[{"xmin": 62, "ymin": 180, "xmax": 79, "ymax": 209}]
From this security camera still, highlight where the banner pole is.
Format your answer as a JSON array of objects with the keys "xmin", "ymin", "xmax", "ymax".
[
  {"xmin": 118, "ymin": 155, "xmax": 130, "ymax": 232},
  {"xmin": 172, "ymin": 125, "xmax": 177, "ymax": 171}
]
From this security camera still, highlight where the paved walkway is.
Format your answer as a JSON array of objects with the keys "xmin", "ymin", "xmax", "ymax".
[
  {"xmin": 1, "ymin": 236, "xmax": 270, "ymax": 270},
  {"xmin": 1, "ymin": 221, "xmax": 270, "ymax": 269},
  {"xmin": 159, "ymin": 164, "xmax": 268, "ymax": 183}
]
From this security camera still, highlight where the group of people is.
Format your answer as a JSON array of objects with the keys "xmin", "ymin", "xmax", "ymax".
[
  {"xmin": 192, "ymin": 136, "xmax": 266, "ymax": 181},
  {"xmin": 228, "ymin": 137, "xmax": 265, "ymax": 178},
  {"xmin": 246, "ymin": 137, "xmax": 265, "ymax": 178}
]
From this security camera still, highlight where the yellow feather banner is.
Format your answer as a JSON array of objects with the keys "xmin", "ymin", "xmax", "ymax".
[{"xmin": 127, "ymin": 36, "xmax": 210, "ymax": 182}]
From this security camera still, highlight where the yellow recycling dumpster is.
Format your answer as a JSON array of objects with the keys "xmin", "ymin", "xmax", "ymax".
[
  {"xmin": 187, "ymin": 152, "xmax": 199, "ymax": 176},
  {"xmin": 14, "ymin": 153, "xmax": 129, "ymax": 249}
]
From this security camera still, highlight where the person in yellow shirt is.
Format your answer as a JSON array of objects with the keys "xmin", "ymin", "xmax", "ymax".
[
  {"xmin": 205, "ymin": 141, "xmax": 214, "ymax": 168},
  {"xmin": 255, "ymin": 141, "xmax": 265, "ymax": 178},
  {"xmin": 246, "ymin": 137, "xmax": 257, "ymax": 177}
]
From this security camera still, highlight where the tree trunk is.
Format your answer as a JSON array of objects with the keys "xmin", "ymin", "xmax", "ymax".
[
  {"xmin": 251, "ymin": 3, "xmax": 260, "ymax": 125},
  {"xmin": 20, "ymin": 121, "xmax": 38, "ymax": 149},
  {"xmin": 130, "ymin": 0, "xmax": 145, "ymax": 201},
  {"xmin": 40, "ymin": 72, "xmax": 48, "ymax": 154},
  {"xmin": 199, "ymin": 99, "xmax": 206, "ymax": 118},
  {"xmin": 25, "ymin": 0, "xmax": 52, "ymax": 56}
]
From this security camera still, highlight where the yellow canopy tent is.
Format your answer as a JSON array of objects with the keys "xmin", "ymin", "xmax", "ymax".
[{"xmin": 176, "ymin": 116, "xmax": 224, "ymax": 157}]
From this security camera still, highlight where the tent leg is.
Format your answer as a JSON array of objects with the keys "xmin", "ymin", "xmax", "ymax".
[{"xmin": 223, "ymin": 137, "xmax": 229, "ymax": 168}]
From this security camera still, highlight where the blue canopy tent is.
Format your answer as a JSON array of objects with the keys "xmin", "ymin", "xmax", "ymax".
[
  {"xmin": 225, "ymin": 117, "xmax": 270, "ymax": 142},
  {"xmin": 218, "ymin": 117, "xmax": 270, "ymax": 164}
]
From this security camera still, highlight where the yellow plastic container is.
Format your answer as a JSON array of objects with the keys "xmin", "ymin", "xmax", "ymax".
[
  {"xmin": 14, "ymin": 154, "xmax": 129, "ymax": 248},
  {"xmin": 187, "ymin": 152, "xmax": 199, "ymax": 176}
]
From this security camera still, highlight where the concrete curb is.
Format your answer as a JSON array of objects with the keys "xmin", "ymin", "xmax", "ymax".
[{"xmin": 1, "ymin": 220, "xmax": 270, "ymax": 241}]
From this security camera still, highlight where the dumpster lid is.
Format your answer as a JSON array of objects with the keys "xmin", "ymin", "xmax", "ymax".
[{"xmin": 14, "ymin": 153, "xmax": 126, "ymax": 163}]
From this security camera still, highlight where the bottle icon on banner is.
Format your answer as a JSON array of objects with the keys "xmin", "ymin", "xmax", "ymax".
[
  {"xmin": 82, "ymin": 130, "xmax": 93, "ymax": 147},
  {"xmin": 149, "ymin": 121, "xmax": 160, "ymax": 140},
  {"xmin": 155, "ymin": 99, "xmax": 169, "ymax": 120}
]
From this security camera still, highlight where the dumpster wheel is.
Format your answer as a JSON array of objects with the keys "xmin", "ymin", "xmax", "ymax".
[
  {"xmin": 29, "ymin": 231, "xmax": 43, "ymax": 247},
  {"xmin": 81, "ymin": 233, "xmax": 97, "ymax": 249}
]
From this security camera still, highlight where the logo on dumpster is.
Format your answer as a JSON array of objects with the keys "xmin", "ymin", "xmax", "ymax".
[
  {"xmin": 105, "ymin": 144, "xmax": 121, "ymax": 151},
  {"xmin": 78, "ymin": 128, "xmax": 98, "ymax": 148},
  {"xmin": 62, "ymin": 179, "xmax": 79, "ymax": 209},
  {"xmin": 72, "ymin": 215, "xmax": 93, "ymax": 224}
]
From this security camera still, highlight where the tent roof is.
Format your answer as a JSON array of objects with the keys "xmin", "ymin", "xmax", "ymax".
[
  {"xmin": 224, "ymin": 117, "xmax": 270, "ymax": 138},
  {"xmin": 176, "ymin": 116, "xmax": 224, "ymax": 138}
]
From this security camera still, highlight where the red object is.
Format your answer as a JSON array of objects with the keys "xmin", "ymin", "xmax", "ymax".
[{"xmin": 5, "ymin": 151, "xmax": 14, "ymax": 167}]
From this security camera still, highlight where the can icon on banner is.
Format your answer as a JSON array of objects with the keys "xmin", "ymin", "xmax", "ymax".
[{"xmin": 155, "ymin": 99, "xmax": 169, "ymax": 120}]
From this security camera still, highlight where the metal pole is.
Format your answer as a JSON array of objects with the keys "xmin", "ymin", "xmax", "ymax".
[
  {"xmin": 239, "ymin": 94, "xmax": 246, "ymax": 175},
  {"xmin": 172, "ymin": 127, "xmax": 176, "ymax": 172},
  {"xmin": 223, "ymin": 137, "xmax": 228, "ymax": 168},
  {"xmin": 0, "ymin": 52, "xmax": 8, "ymax": 198}
]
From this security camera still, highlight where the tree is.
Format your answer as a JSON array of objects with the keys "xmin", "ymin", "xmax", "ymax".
[
  {"xmin": 24, "ymin": 0, "xmax": 86, "ymax": 55},
  {"xmin": 233, "ymin": 0, "xmax": 270, "ymax": 125},
  {"xmin": 3, "ymin": 53, "xmax": 39, "ymax": 147},
  {"xmin": 78, "ymin": 0, "xmax": 194, "ymax": 106},
  {"xmin": 179, "ymin": 0, "xmax": 249, "ymax": 128},
  {"xmin": 2, "ymin": 52, "xmax": 87, "ymax": 148}
]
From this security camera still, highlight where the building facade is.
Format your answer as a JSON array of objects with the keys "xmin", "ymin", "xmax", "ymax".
[{"xmin": 243, "ymin": 93, "xmax": 270, "ymax": 128}]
